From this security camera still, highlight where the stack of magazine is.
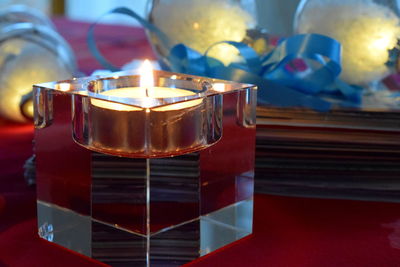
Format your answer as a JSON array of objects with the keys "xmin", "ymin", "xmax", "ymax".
[{"xmin": 255, "ymin": 106, "xmax": 400, "ymax": 202}]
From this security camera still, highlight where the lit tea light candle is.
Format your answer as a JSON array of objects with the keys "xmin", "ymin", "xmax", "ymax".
[
  {"xmin": 91, "ymin": 60, "xmax": 202, "ymax": 111},
  {"xmin": 73, "ymin": 60, "xmax": 220, "ymax": 158}
]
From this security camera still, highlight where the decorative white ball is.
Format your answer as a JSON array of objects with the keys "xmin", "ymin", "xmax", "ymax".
[
  {"xmin": 150, "ymin": 0, "xmax": 256, "ymax": 66},
  {"xmin": 0, "ymin": 39, "xmax": 72, "ymax": 122},
  {"xmin": 295, "ymin": 0, "xmax": 400, "ymax": 85},
  {"xmin": 0, "ymin": 6, "xmax": 76, "ymax": 122}
]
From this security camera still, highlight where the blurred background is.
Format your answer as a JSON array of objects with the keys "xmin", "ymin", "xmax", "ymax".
[{"xmin": 0, "ymin": 0, "xmax": 301, "ymax": 36}]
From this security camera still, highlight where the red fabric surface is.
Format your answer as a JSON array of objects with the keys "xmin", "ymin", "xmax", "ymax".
[
  {"xmin": 1, "ymin": 121, "xmax": 400, "ymax": 267},
  {"xmin": 1, "ymin": 18, "xmax": 400, "ymax": 267}
]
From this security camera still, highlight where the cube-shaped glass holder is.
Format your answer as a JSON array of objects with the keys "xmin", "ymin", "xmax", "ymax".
[{"xmin": 33, "ymin": 69, "xmax": 257, "ymax": 266}]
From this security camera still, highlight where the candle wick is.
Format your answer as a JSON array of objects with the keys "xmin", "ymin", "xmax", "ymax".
[{"xmin": 146, "ymin": 87, "xmax": 149, "ymax": 97}]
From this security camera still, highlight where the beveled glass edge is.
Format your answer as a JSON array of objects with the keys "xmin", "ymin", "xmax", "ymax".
[{"xmin": 33, "ymin": 69, "xmax": 257, "ymax": 109}]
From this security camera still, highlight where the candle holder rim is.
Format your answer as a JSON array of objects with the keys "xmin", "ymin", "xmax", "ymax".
[{"xmin": 34, "ymin": 70, "xmax": 257, "ymax": 109}]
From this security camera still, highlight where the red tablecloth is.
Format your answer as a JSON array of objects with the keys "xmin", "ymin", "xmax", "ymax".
[{"xmin": 1, "ymin": 18, "xmax": 400, "ymax": 267}]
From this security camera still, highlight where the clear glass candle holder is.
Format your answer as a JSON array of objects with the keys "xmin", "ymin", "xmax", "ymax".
[{"xmin": 33, "ymin": 70, "xmax": 257, "ymax": 266}]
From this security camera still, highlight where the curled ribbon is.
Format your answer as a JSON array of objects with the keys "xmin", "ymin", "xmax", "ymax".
[{"xmin": 88, "ymin": 7, "xmax": 362, "ymax": 111}]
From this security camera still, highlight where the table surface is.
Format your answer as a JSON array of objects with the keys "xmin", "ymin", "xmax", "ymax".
[{"xmin": 1, "ymin": 18, "xmax": 400, "ymax": 267}]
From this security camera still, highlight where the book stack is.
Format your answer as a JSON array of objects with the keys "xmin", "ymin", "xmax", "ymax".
[{"xmin": 255, "ymin": 106, "xmax": 400, "ymax": 202}]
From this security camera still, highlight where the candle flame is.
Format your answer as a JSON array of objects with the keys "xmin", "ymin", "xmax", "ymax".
[{"xmin": 140, "ymin": 60, "xmax": 154, "ymax": 98}]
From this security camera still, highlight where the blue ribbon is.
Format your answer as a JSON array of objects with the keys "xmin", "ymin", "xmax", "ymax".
[{"xmin": 88, "ymin": 7, "xmax": 362, "ymax": 111}]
